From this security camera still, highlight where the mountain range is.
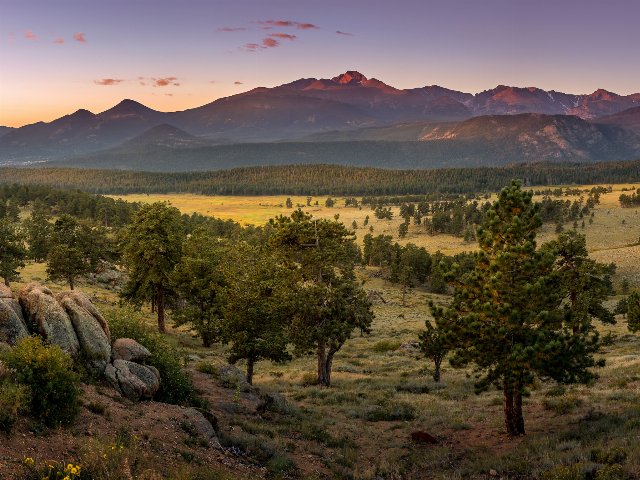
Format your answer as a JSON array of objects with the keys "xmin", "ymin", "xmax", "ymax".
[{"xmin": 1, "ymin": 71, "xmax": 639, "ymax": 171}]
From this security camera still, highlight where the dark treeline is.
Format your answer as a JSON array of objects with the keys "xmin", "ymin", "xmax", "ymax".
[{"xmin": 0, "ymin": 160, "xmax": 639, "ymax": 196}]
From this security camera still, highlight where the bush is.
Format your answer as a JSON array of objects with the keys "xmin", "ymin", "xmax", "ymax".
[
  {"xmin": 542, "ymin": 395, "xmax": 583, "ymax": 415},
  {"xmin": 356, "ymin": 400, "xmax": 416, "ymax": 422},
  {"xmin": 0, "ymin": 380, "xmax": 29, "ymax": 433},
  {"xmin": 3, "ymin": 337, "xmax": 80, "ymax": 427},
  {"xmin": 595, "ymin": 464, "xmax": 627, "ymax": 480},
  {"xmin": 106, "ymin": 308, "xmax": 195, "ymax": 405},
  {"xmin": 372, "ymin": 340, "xmax": 401, "ymax": 353},
  {"xmin": 541, "ymin": 464, "xmax": 586, "ymax": 480},
  {"xmin": 591, "ymin": 447, "xmax": 628, "ymax": 465}
]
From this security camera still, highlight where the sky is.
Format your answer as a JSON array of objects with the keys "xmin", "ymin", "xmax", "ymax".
[{"xmin": 1, "ymin": 0, "xmax": 639, "ymax": 127}]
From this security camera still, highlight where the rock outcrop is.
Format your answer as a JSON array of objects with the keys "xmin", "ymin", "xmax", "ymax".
[
  {"xmin": 2, "ymin": 282, "xmax": 160, "ymax": 401},
  {"xmin": 19, "ymin": 283, "xmax": 80, "ymax": 355},
  {"xmin": 106, "ymin": 359, "xmax": 160, "ymax": 401},
  {"xmin": 57, "ymin": 291, "xmax": 111, "ymax": 374},
  {"xmin": 112, "ymin": 338, "xmax": 151, "ymax": 363},
  {"xmin": 0, "ymin": 285, "xmax": 29, "ymax": 344}
]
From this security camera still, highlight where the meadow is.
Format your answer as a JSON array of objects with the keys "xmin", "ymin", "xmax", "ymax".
[{"xmin": 111, "ymin": 183, "xmax": 640, "ymax": 287}]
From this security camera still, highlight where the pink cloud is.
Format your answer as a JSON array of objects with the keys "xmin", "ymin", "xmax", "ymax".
[
  {"xmin": 242, "ymin": 43, "xmax": 261, "ymax": 51},
  {"xmin": 269, "ymin": 33, "xmax": 297, "ymax": 40},
  {"xmin": 336, "ymin": 30, "xmax": 353, "ymax": 36},
  {"xmin": 258, "ymin": 20, "xmax": 319, "ymax": 30},
  {"xmin": 25, "ymin": 30, "xmax": 37, "ymax": 40},
  {"xmin": 73, "ymin": 32, "xmax": 86, "ymax": 43},
  {"xmin": 53, "ymin": 37, "xmax": 65, "ymax": 44},
  {"xmin": 152, "ymin": 77, "xmax": 179, "ymax": 87},
  {"xmin": 296, "ymin": 23, "xmax": 319, "ymax": 30},
  {"xmin": 94, "ymin": 78, "xmax": 124, "ymax": 86},
  {"xmin": 262, "ymin": 37, "xmax": 279, "ymax": 48},
  {"xmin": 217, "ymin": 27, "xmax": 246, "ymax": 32}
]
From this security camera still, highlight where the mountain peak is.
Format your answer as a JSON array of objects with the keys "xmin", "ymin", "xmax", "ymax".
[
  {"xmin": 101, "ymin": 99, "xmax": 155, "ymax": 116},
  {"xmin": 331, "ymin": 71, "xmax": 367, "ymax": 85}
]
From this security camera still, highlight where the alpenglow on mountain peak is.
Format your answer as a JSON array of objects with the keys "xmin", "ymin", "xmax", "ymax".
[{"xmin": 331, "ymin": 71, "xmax": 367, "ymax": 85}]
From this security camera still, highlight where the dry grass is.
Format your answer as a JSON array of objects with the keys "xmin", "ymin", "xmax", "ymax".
[{"xmin": 111, "ymin": 184, "xmax": 640, "ymax": 286}]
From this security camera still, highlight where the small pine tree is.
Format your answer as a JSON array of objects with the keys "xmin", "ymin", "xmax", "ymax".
[
  {"xmin": 285, "ymin": 197, "xmax": 293, "ymax": 208},
  {"xmin": 628, "ymin": 292, "xmax": 640, "ymax": 332},
  {"xmin": 0, "ymin": 218, "xmax": 27, "ymax": 286},
  {"xmin": 418, "ymin": 318, "xmax": 449, "ymax": 382},
  {"xmin": 398, "ymin": 222, "xmax": 408, "ymax": 239}
]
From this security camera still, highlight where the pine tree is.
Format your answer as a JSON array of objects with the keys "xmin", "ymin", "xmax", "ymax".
[
  {"xmin": 221, "ymin": 244, "xmax": 297, "ymax": 384},
  {"xmin": 23, "ymin": 203, "xmax": 52, "ymax": 262},
  {"xmin": 628, "ymin": 292, "xmax": 640, "ymax": 332},
  {"xmin": 419, "ymin": 320, "xmax": 448, "ymax": 382},
  {"xmin": 269, "ymin": 210, "xmax": 373, "ymax": 386},
  {"xmin": 171, "ymin": 229, "xmax": 229, "ymax": 347},
  {"xmin": 432, "ymin": 181, "xmax": 603, "ymax": 436},
  {"xmin": 120, "ymin": 202, "xmax": 185, "ymax": 332},
  {"xmin": 0, "ymin": 218, "xmax": 27, "ymax": 286}
]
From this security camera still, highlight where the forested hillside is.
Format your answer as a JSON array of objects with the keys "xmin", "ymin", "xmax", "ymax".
[{"xmin": 1, "ymin": 160, "xmax": 639, "ymax": 195}]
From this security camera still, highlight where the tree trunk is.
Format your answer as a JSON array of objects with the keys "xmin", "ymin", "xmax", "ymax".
[
  {"xmin": 69, "ymin": 277, "xmax": 74, "ymax": 290},
  {"xmin": 157, "ymin": 291, "xmax": 166, "ymax": 333},
  {"xmin": 202, "ymin": 333, "xmax": 212, "ymax": 348},
  {"xmin": 503, "ymin": 382, "xmax": 518, "ymax": 437},
  {"xmin": 317, "ymin": 343, "xmax": 327, "ymax": 385},
  {"xmin": 151, "ymin": 295, "xmax": 156, "ymax": 314},
  {"xmin": 433, "ymin": 357, "xmax": 442, "ymax": 382},
  {"xmin": 402, "ymin": 284, "xmax": 406, "ymax": 306},
  {"xmin": 246, "ymin": 357, "xmax": 254, "ymax": 385},
  {"xmin": 317, "ymin": 343, "xmax": 335, "ymax": 387},
  {"xmin": 3, "ymin": 277, "xmax": 9, "ymax": 287},
  {"xmin": 514, "ymin": 385, "xmax": 525, "ymax": 435}
]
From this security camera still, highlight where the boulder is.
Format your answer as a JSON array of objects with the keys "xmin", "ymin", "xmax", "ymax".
[
  {"xmin": 182, "ymin": 407, "xmax": 220, "ymax": 447},
  {"xmin": 0, "ymin": 287, "xmax": 29, "ymax": 345},
  {"xmin": 18, "ymin": 283, "xmax": 79, "ymax": 355},
  {"xmin": 57, "ymin": 291, "xmax": 111, "ymax": 374},
  {"xmin": 111, "ymin": 338, "xmax": 151, "ymax": 363},
  {"xmin": 105, "ymin": 359, "xmax": 160, "ymax": 401}
]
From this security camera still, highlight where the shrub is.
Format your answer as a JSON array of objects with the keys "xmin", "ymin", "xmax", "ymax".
[
  {"xmin": 356, "ymin": 400, "xmax": 416, "ymax": 422},
  {"xmin": 106, "ymin": 308, "xmax": 195, "ymax": 405},
  {"xmin": 542, "ymin": 395, "xmax": 583, "ymax": 415},
  {"xmin": 0, "ymin": 380, "xmax": 29, "ymax": 433},
  {"xmin": 591, "ymin": 447, "xmax": 628, "ymax": 465},
  {"xmin": 195, "ymin": 361, "xmax": 217, "ymax": 375},
  {"xmin": 595, "ymin": 464, "xmax": 627, "ymax": 480},
  {"xmin": 541, "ymin": 464, "xmax": 586, "ymax": 480},
  {"xmin": 3, "ymin": 337, "xmax": 80, "ymax": 427},
  {"xmin": 372, "ymin": 340, "xmax": 401, "ymax": 353}
]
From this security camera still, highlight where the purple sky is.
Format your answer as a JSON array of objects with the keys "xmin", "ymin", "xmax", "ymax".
[{"xmin": 1, "ymin": 0, "xmax": 639, "ymax": 127}]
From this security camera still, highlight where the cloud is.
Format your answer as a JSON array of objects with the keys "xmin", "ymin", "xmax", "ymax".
[
  {"xmin": 258, "ymin": 20, "xmax": 319, "ymax": 30},
  {"xmin": 152, "ymin": 77, "xmax": 179, "ymax": 87},
  {"xmin": 234, "ymin": 81, "xmax": 243, "ymax": 85},
  {"xmin": 53, "ymin": 37, "xmax": 65, "ymax": 44},
  {"xmin": 217, "ymin": 27, "xmax": 246, "ymax": 32},
  {"xmin": 262, "ymin": 37, "xmax": 279, "ymax": 48},
  {"xmin": 336, "ymin": 30, "xmax": 353, "ymax": 36},
  {"xmin": 242, "ymin": 43, "xmax": 261, "ymax": 52},
  {"xmin": 25, "ymin": 30, "xmax": 37, "ymax": 40},
  {"xmin": 73, "ymin": 32, "xmax": 86, "ymax": 43},
  {"xmin": 94, "ymin": 78, "xmax": 124, "ymax": 86},
  {"xmin": 269, "ymin": 33, "xmax": 296, "ymax": 40},
  {"xmin": 296, "ymin": 23, "xmax": 318, "ymax": 30}
]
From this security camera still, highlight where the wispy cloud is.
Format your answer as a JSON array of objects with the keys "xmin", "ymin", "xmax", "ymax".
[
  {"xmin": 269, "ymin": 33, "xmax": 297, "ymax": 40},
  {"xmin": 234, "ymin": 81, "xmax": 243, "ymax": 85},
  {"xmin": 336, "ymin": 30, "xmax": 353, "ymax": 36},
  {"xmin": 217, "ymin": 26, "xmax": 246, "ymax": 32},
  {"xmin": 94, "ymin": 78, "xmax": 124, "ymax": 86},
  {"xmin": 152, "ymin": 77, "xmax": 180, "ymax": 87},
  {"xmin": 53, "ymin": 37, "xmax": 65, "ymax": 44},
  {"xmin": 25, "ymin": 30, "xmax": 37, "ymax": 40},
  {"xmin": 73, "ymin": 32, "xmax": 86, "ymax": 43},
  {"xmin": 258, "ymin": 20, "xmax": 319, "ymax": 30},
  {"xmin": 242, "ymin": 43, "xmax": 261, "ymax": 52}
]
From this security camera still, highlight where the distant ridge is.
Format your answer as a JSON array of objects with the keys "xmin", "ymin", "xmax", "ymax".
[{"xmin": 1, "ymin": 70, "xmax": 639, "ymax": 165}]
